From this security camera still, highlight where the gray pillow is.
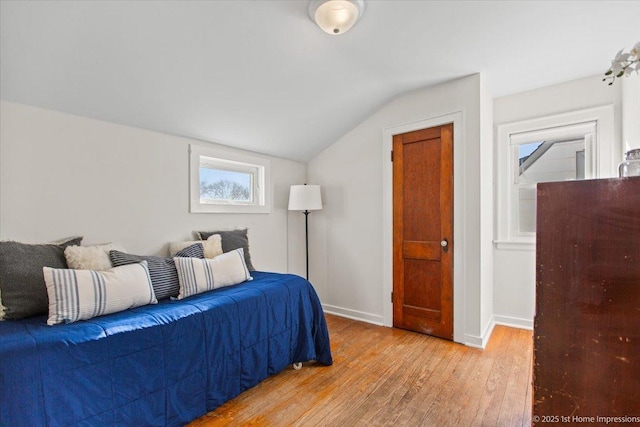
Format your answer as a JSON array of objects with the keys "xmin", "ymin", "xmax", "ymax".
[
  {"xmin": 109, "ymin": 243, "xmax": 204, "ymax": 300},
  {"xmin": 0, "ymin": 237, "xmax": 83, "ymax": 320},
  {"xmin": 196, "ymin": 229, "xmax": 255, "ymax": 271}
]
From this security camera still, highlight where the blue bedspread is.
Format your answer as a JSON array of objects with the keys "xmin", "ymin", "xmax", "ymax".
[{"xmin": 0, "ymin": 272, "xmax": 332, "ymax": 426}]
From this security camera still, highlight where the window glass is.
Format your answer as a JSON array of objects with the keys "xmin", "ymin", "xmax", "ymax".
[
  {"xmin": 515, "ymin": 138, "xmax": 587, "ymax": 233},
  {"xmin": 517, "ymin": 187, "xmax": 537, "ymax": 233},
  {"xmin": 200, "ymin": 167, "xmax": 253, "ymax": 203},
  {"xmin": 190, "ymin": 144, "xmax": 271, "ymax": 214},
  {"xmin": 518, "ymin": 139, "xmax": 586, "ymax": 185}
]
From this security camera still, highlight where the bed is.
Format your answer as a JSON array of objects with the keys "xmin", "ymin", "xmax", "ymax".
[{"xmin": 0, "ymin": 271, "xmax": 332, "ymax": 426}]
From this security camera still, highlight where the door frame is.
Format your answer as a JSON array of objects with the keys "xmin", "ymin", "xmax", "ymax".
[{"xmin": 382, "ymin": 111, "xmax": 464, "ymax": 343}]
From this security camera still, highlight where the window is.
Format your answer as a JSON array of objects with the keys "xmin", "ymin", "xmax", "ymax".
[
  {"xmin": 190, "ymin": 144, "xmax": 271, "ymax": 214},
  {"xmin": 512, "ymin": 127, "xmax": 594, "ymax": 234},
  {"xmin": 496, "ymin": 106, "xmax": 615, "ymax": 249}
]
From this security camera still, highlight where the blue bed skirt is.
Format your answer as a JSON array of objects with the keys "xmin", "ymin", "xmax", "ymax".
[{"xmin": 0, "ymin": 272, "xmax": 332, "ymax": 426}]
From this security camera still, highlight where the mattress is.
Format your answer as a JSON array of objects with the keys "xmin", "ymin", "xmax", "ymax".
[{"xmin": 0, "ymin": 271, "xmax": 332, "ymax": 426}]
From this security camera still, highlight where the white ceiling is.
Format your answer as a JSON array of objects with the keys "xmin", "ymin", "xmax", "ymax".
[{"xmin": 1, "ymin": 1, "xmax": 639, "ymax": 162}]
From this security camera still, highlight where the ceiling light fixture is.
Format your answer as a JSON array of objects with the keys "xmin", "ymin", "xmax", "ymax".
[{"xmin": 309, "ymin": 0, "xmax": 365, "ymax": 35}]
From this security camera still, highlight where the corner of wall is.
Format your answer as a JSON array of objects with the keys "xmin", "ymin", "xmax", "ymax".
[
  {"xmin": 621, "ymin": 76, "xmax": 640, "ymax": 151},
  {"xmin": 465, "ymin": 314, "xmax": 496, "ymax": 349},
  {"xmin": 479, "ymin": 75, "xmax": 495, "ymax": 341}
]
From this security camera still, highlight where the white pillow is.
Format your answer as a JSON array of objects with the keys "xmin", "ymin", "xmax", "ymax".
[
  {"xmin": 64, "ymin": 243, "xmax": 126, "ymax": 270},
  {"xmin": 169, "ymin": 234, "xmax": 222, "ymax": 259},
  {"xmin": 174, "ymin": 248, "xmax": 252, "ymax": 299},
  {"xmin": 43, "ymin": 261, "xmax": 157, "ymax": 325},
  {"xmin": 0, "ymin": 288, "xmax": 5, "ymax": 321}
]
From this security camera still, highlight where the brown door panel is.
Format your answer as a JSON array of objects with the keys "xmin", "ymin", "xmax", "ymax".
[
  {"xmin": 402, "ymin": 241, "xmax": 441, "ymax": 261},
  {"xmin": 393, "ymin": 124, "xmax": 453, "ymax": 340}
]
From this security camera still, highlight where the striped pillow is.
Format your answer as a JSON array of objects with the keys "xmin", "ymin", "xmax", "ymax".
[
  {"xmin": 174, "ymin": 248, "xmax": 252, "ymax": 299},
  {"xmin": 109, "ymin": 244, "xmax": 204, "ymax": 300},
  {"xmin": 43, "ymin": 261, "xmax": 157, "ymax": 325}
]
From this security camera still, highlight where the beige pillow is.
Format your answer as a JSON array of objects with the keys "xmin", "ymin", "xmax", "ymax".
[
  {"xmin": 64, "ymin": 243, "xmax": 126, "ymax": 270},
  {"xmin": 169, "ymin": 234, "xmax": 222, "ymax": 259}
]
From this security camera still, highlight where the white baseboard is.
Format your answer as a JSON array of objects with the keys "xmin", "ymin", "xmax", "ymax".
[
  {"xmin": 322, "ymin": 304, "xmax": 384, "ymax": 326},
  {"xmin": 323, "ymin": 306, "xmax": 533, "ymax": 347},
  {"xmin": 494, "ymin": 314, "xmax": 533, "ymax": 330},
  {"xmin": 465, "ymin": 316, "xmax": 496, "ymax": 349},
  {"xmin": 465, "ymin": 314, "xmax": 533, "ymax": 349}
]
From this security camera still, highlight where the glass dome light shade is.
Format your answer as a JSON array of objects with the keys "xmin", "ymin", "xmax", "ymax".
[{"xmin": 309, "ymin": 0, "xmax": 365, "ymax": 35}]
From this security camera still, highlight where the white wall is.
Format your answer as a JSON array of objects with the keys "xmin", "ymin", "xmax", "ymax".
[
  {"xmin": 479, "ymin": 76, "xmax": 494, "ymax": 343},
  {"xmin": 622, "ymin": 76, "xmax": 640, "ymax": 151},
  {"xmin": 308, "ymin": 74, "xmax": 493, "ymax": 346},
  {"xmin": 0, "ymin": 101, "xmax": 308, "ymax": 274},
  {"xmin": 493, "ymin": 75, "xmax": 623, "ymax": 328}
]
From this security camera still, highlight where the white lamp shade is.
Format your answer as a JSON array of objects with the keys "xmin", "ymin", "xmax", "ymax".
[
  {"xmin": 309, "ymin": 0, "xmax": 365, "ymax": 35},
  {"xmin": 288, "ymin": 185, "xmax": 323, "ymax": 211}
]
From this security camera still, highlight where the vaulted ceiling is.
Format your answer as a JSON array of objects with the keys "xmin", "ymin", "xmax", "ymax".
[{"xmin": 1, "ymin": 1, "xmax": 638, "ymax": 161}]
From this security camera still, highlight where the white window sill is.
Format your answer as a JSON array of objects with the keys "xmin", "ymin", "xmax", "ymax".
[{"xmin": 191, "ymin": 203, "xmax": 271, "ymax": 214}]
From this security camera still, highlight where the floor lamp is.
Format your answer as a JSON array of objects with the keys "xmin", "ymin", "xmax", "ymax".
[{"xmin": 288, "ymin": 184, "xmax": 323, "ymax": 280}]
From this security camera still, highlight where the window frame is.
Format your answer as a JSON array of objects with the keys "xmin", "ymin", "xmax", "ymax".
[
  {"xmin": 189, "ymin": 144, "xmax": 271, "ymax": 214},
  {"xmin": 495, "ymin": 105, "xmax": 616, "ymax": 250}
]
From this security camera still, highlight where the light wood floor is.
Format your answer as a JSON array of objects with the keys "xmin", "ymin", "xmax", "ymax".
[{"xmin": 189, "ymin": 314, "xmax": 533, "ymax": 426}]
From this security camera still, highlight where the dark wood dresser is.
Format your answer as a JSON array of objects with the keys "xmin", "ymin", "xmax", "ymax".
[{"xmin": 533, "ymin": 177, "xmax": 640, "ymax": 425}]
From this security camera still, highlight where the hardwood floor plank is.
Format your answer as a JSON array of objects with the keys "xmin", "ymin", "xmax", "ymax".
[
  {"xmin": 292, "ymin": 328, "xmax": 413, "ymax": 426},
  {"xmin": 469, "ymin": 327, "xmax": 519, "ymax": 425},
  {"xmin": 351, "ymin": 337, "xmax": 444, "ymax": 426},
  {"xmin": 188, "ymin": 315, "xmax": 532, "ymax": 427},
  {"xmin": 403, "ymin": 344, "xmax": 467, "ymax": 425},
  {"xmin": 295, "ymin": 330, "xmax": 425, "ymax": 426},
  {"xmin": 339, "ymin": 334, "xmax": 443, "ymax": 426},
  {"xmin": 451, "ymin": 338, "xmax": 500, "ymax": 425}
]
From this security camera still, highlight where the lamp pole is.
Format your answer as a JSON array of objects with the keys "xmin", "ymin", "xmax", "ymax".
[{"xmin": 304, "ymin": 210, "xmax": 310, "ymax": 280}]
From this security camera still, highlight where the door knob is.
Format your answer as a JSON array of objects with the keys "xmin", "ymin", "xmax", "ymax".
[{"xmin": 441, "ymin": 239, "xmax": 448, "ymax": 247}]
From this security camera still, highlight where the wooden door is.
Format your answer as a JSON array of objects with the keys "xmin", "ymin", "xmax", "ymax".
[{"xmin": 392, "ymin": 124, "xmax": 453, "ymax": 340}]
